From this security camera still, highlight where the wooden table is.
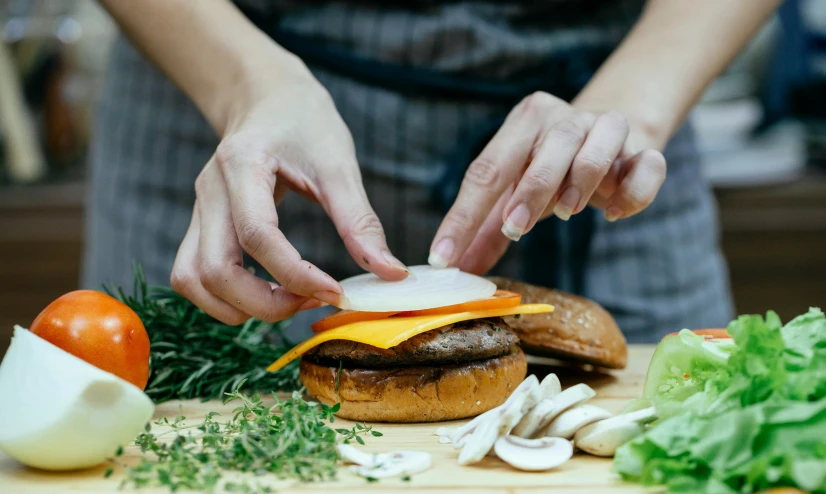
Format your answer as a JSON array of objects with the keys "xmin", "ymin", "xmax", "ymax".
[{"xmin": 0, "ymin": 345, "xmax": 656, "ymax": 493}]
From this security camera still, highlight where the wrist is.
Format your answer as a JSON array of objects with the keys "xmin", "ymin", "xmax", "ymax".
[
  {"xmin": 620, "ymin": 114, "xmax": 666, "ymax": 154},
  {"xmin": 572, "ymin": 97, "xmax": 669, "ymax": 152},
  {"xmin": 209, "ymin": 46, "xmax": 318, "ymax": 136}
]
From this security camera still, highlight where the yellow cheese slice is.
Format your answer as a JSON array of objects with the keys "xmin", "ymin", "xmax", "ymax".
[{"xmin": 266, "ymin": 303, "xmax": 553, "ymax": 372}]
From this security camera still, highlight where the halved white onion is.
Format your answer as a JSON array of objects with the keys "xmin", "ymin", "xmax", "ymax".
[
  {"xmin": 0, "ymin": 326, "xmax": 154, "ymax": 470},
  {"xmin": 339, "ymin": 265, "xmax": 497, "ymax": 312}
]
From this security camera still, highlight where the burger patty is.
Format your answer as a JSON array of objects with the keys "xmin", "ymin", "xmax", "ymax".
[{"xmin": 306, "ymin": 317, "xmax": 518, "ymax": 368}]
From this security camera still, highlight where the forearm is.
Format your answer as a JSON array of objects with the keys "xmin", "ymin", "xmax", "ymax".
[
  {"xmin": 98, "ymin": 0, "xmax": 309, "ymax": 134},
  {"xmin": 574, "ymin": 0, "xmax": 782, "ymax": 150}
]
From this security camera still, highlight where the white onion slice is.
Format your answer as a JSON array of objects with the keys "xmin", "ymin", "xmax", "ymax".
[
  {"xmin": 338, "ymin": 265, "xmax": 497, "ymax": 312},
  {"xmin": 0, "ymin": 326, "xmax": 155, "ymax": 470}
]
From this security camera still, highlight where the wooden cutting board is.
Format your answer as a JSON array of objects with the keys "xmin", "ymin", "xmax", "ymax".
[{"xmin": 0, "ymin": 345, "xmax": 657, "ymax": 494}]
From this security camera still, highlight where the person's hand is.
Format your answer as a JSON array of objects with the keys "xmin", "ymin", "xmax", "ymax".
[
  {"xmin": 170, "ymin": 63, "xmax": 408, "ymax": 325},
  {"xmin": 429, "ymin": 91, "xmax": 667, "ymax": 275}
]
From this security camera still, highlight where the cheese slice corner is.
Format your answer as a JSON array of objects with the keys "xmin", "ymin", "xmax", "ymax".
[{"xmin": 266, "ymin": 303, "xmax": 553, "ymax": 372}]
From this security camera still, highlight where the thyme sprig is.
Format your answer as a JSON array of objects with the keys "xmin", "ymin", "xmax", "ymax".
[
  {"xmin": 117, "ymin": 383, "xmax": 381, "ymax": 493},
  {"xmin": 105, "ymin": 264, "xmax": 301, "ymax": 403},
  {"xmin": 104, "ymin": 265, "xmax": 384, "ymax": 491}
]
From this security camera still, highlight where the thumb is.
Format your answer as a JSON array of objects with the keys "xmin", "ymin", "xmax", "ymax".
[{"xmin": 320, "ymin": 172, "xmax": 409, "ymax": 281}]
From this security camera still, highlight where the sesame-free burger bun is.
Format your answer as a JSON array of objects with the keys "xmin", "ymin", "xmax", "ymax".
[
  {"xmin": 299, "ymin": 346, "xmax": 527, "ymax": 423},
  {"xmin": 487, "ymin": 277, "xmax": 627, "ymax": 369}
]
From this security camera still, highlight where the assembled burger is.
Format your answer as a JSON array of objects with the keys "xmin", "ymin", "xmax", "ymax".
[{"xmin": 267, "ymin": 266, "xmax": 626, "ymax": 423}]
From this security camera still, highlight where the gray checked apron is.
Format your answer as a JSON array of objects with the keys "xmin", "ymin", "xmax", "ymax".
[{"xmin": 82, "ymin": 0, "xmax": 735, "ymax": 343}]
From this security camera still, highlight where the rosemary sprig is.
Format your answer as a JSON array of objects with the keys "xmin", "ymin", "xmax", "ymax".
[
  {"xmin": 117, "ymin": 383, "xmax": 380, "ymax": 493},
  {"xmin": 105, "ymin": 264, "xmax": 301, "ymax": 403}
]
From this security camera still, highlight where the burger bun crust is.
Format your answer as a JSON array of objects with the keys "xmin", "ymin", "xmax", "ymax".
[
  {"xmin": 300, "ymin": 348, "xmax": 527, "ymax": 423},
  {"xmin": 487, "ymin": 277, "xmax": 627, "ymax": 369}
]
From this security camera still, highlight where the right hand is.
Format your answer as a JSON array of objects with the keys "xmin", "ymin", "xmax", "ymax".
[{"xmin": 170, "ymin": 60, "xmax": 408, "ymax": 325}]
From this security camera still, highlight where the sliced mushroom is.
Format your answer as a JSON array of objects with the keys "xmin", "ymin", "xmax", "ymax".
[
  {"xmin": 513, "ymin": 383, "xmax": 596, "ymax": 438},
  {"xmin": 544, "ymin": 404, "xmax": 612, "ymax": 439},
  {"xmin": 450, "ymin": 408, "xmax": 494, "ymax": 448},
  {"xmin": 518, "ymin": 375, "xmax": 543, "ymax": 418},
  {"xmin": 493, "ymin": 436, "xmax": 573, "ymax": 471},
  {"xmin": 510, "ymin": 375, "xmax": 564, "ymax": 438},
  {"xmin": 435, "ymin": 426, "xmax": 453, "ymax": 437},
  {"xmin": 457, "ymin": 377, "xmax": 536, "ymax": 465},
  {"xmin": 573, "ymin": 406, "xmax": 658, "ymax": 457},
  {"xmin": 450, "ymin": 374, "xmax": 539, "ymax": 448},
  {"xmin": 435, "ymin": 426, "xmax": 454, "ymax": 444},
  {"xmin": 457, "ymin": 409, "xmax": 501, "ymax": 465},
  {"xmin": 349, "ymin": 450, "xmax": 432, "ymax": 479},
  {"xmin": 532, "ymin": 373, "xmax": 561, "ymax": 403},
  {"xmin": 496, "ymin": 380, "xmax": 536, "ymax": 436},
  {"xmin": 338, "ymin": 444, "xmax": 378, "ymax": 467}
]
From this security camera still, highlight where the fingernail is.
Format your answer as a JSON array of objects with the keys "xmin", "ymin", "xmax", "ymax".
[
  {"xmin": 604, "ymin": 206, "xmax": 623, "ymax": 222},
  {"xmin": 428, "ymin": 238, "xmax": 454, "ymax": 268},
  {"xmin": 382, "ymin": 249, "xmax": 409, "ymax": 274},
  {"xmin": 502, "ymin": 204, "xmax": 530, "ymax": 241},
  {"xmin": 313, "ymin": 291, "xmax": 350, "ymax": 309},
  {"xmin": 553, "ymin": 187, "xmax": 580, "ymax": 221},
  {"xmin": 298, "ymin": 298, "xmax": 324, "ymax": 312}
]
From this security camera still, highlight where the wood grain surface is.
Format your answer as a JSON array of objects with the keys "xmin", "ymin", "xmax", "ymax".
[{"xmin": 0, "ymin": 346, "xmax": 659, "ymax": 493}]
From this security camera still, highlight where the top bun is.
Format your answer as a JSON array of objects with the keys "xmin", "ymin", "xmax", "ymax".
[{"xmin": 487, "ymin": 277, "xmax": 627, "ymax": 369}]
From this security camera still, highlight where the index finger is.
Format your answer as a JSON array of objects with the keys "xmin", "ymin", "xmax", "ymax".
[
  {"xmin": 216, "ymin": 143, "xmax": 347, "ymax": 308},
  {"xmin": 196, "ymin": 164, "xmax": 320, "ymax": 321},
  {"xmin": 428, "ymin": 116, "xmax": 535, "ymax": 268}
]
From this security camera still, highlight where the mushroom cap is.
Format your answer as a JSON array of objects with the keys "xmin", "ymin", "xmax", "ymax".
[
  {"xmin": 544, "ymin": 404, "xmax": 613, "ymax": 439},
  {"xmin": 349, "ymin": 450, "xmax": 432, "ymax": 479},
  {"xmin": 537, "ymin": 373, "xmax": 562, "ymax": 401},
  {"xmin": 494, "ymin": 436, "xmax": 574, "ymax": 471},
  {"xmin": 457, "ymin": 375, "xmax": 540, "ymax": 465},
  {"xmin": 573, "ymin": 406, "xmax": 658, "ymax": 456},
  {"xmin": 573, "ymin": 421, "xmax": 644, "ymax": 457},
  {"xmin": 513, "ymin": 383, "xmax": 596, "ymax": 438}
]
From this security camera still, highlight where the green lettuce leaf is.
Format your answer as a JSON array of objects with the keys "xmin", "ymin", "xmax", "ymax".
[
  {"xmin": 615, "ymin": 308, "xmax": 826, "ymax": 493},
  {"xmin": 616, "ymin": 398, "xmax": 826, "ymax": 493},
  {"xmin": 782, "ymin": 308, "xmax": 826, "ymax": 401}
]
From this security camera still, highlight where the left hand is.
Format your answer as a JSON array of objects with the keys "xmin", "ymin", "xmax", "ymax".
[{"xmin": 429, "ymin": 91, "xmax": 667, "ymax": 275}]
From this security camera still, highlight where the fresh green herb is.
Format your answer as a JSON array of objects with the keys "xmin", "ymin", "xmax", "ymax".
[
  {"xmin": 401, "ymin": 475, "xmax": 411, "ymax": 482},
  {"xmin": 119, "ymin": 382, "xmax": 379, "ymax": 493},
  {"xmin": 335, "ymin": 421, "xmax": 380, "ymax": 446},
  {"xmin": 105, "ymin": 264, "xmax": 301, "ymax": 403},
  {"xmin": 223, "ymin": 482, "xmax": 273, "ymax": 493},
  {"xmin": 104, "ymin": 467, "xmax": 114, "ymax": 478},
  {"xmin": 615, "ymin": 308, "xmax": 826, "ymax": 493}
]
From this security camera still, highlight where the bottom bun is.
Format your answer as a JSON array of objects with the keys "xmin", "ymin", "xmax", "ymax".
[{"xmin": 300, "ymin": 348, "xmax": 527, "ymax": 423}]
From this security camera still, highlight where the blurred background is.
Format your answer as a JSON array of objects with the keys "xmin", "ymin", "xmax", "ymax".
[{"xmin": 0, "ymin": 0, "xmax": 824, "ymax": 351}]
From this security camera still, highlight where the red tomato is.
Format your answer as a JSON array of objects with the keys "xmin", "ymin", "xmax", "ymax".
[
  {"xmin": 311, "ymin": 290, "xmax": 523, "ymax": 333},
  {"xmin": 29, "ymin": 290, "xmax": 150, "ymax": 389}
]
